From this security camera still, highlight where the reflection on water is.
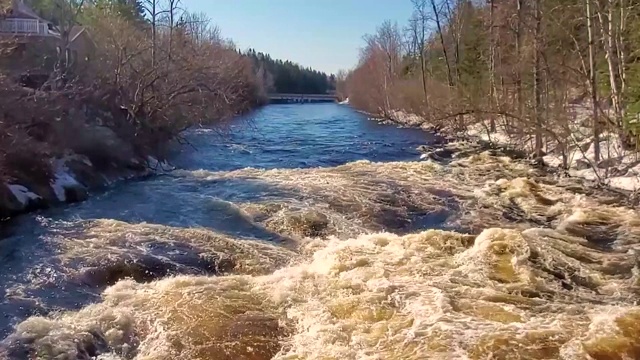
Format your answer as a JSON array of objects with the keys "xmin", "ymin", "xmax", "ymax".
[{"xmin": 1, "ymin": 104, "xmax": 639, "ymax": 359}]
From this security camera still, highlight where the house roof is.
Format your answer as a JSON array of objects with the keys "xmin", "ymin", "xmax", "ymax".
[
  {"xmin": 69, "ymin": 26, "xmax": 85, "ymax": 42},
  {"xmin": 69, "ymin": 25, "xmax": 96, "ymax": 47}
]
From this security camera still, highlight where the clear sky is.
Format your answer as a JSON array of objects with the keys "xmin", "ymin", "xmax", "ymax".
[{"xmin": 184, "ymin": 0, "xmax": 414, "ymax": 75}]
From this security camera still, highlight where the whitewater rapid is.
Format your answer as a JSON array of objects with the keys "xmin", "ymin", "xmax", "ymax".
[{"xmin": 2, "ymin": 148, "xmax": 639, "ymax": 359}]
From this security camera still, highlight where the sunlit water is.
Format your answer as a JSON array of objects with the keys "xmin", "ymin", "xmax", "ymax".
[{"xmin": 1, "ymin": 104, "xmax": 639, "ymax": 359}]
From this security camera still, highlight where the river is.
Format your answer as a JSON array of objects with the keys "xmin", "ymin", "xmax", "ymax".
[{"xmin": 1, "ymin": 103, "xmax": 639, "ymax": 359}]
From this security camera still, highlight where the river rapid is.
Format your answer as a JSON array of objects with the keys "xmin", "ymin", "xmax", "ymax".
[{"xmin": 1, "ymin": 103, "xmax": 639, "ymax": 360}]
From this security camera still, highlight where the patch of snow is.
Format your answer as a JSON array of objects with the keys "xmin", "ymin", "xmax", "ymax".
[
  {"xmin": 542, "ymin": 131, "xmax": 640, "ymax": 192},
  {"xmin": 375, "ymin": 105, "xmax": 640, "ymax": 193},
  {"xmin": 570, "ymin": 168, "xmax": 600, "ymax": 181},
  {"xmin": 54, "ymin": 151, "xmax": 93, "ymax": 166},
  {"xmin": 388, "ymin": 110, "xmax": 426, "ymax": 128},
  {"xmin": 147, "ymin": 156, "xmax": 159, "ymax": 168},
  {"xmin": 466, "ymin": 122, "xmax": 519, "ymax": 148},
  {"xmin": 465, "ymin": 113, "xmax": 640, "ymax": 193},
  {"xmin": 50, "ymin": 159, "xmax": 82, "ymax": 202},
  {"xmin": 7, "ymin": 184, "xmax": 41, "ymax": 205},
  {"xmin": 607, "ymin": 176, "xmax": 640, "ymax": 192},
  {"xmin": 339, "ymin": 97, "xmax": 349, "ymax": 105},
  {"xmin": 147, "ymin": 156, "xmax": 176, "ymax": 172},
  {"xmin": 542, "ymin": 155, "xmax": 564, "ymax": 168},
  {"xmin": 61, "ymin": 153, "xmax": 93, "ymax": 167}
]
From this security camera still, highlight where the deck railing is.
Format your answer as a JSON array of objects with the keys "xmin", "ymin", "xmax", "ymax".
[{"xmin": 0, "ymin": 18, "xmax": 51, "ymax": 36}]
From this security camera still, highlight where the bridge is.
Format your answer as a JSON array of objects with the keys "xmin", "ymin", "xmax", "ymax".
[{"xmin": 268, "ymin": 93, "xmax": 337, "ymax": 104}]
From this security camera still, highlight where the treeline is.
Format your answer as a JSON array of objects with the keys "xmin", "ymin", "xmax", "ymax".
[
  {"xmin": 38, "ymin": 0, "xmax": 262, "ymax": 130},
  {"xmin": 245, "ymin": 49, "xmax": 335, "ymax": 94},
  {"xmin": 341, "ymin": 0, "xmax": 640, "ymax": 165}
]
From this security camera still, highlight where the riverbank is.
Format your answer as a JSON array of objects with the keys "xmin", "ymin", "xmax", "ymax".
[
  {"xmin": 0, "ymin": 85, "xmax": 228, "ymax": 221},
  {"xmin": 370, "ymin": 107, "xmax": 640, "ymax": 197},
  {"xmin": 0, "ymin": 152, "xmax": 174, "ymax": 219},
  {"xmin": 1, "ymin": 0, "xmax": 267, "ymax": 221}
]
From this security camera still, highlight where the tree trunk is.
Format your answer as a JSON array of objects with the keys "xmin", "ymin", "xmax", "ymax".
[
  {"xmin": 444, "ymin": 0, "xmax": 461, "ymax": 85},
  {"xmin": 515, "ymin": 0, "xmax": 524, "ymax": 117},
  {"xmin": 617, "ymin": 0, "xmax": 626, "ymax": 97},
  {"xmin": 597, "ymin": 1, "xmax": 623, "ymax": 128},
  {"xmin": 586, "ymin": 0, "xmax": 600, "ymax": 162},
  {"xmin": 533, "ymin": 0, "xmax": 544, "ymax": 161},
  {"xmin": 429, "ymin": 0, "xmax": 454, "ymax": 88},
  {"xmin": 420, "ymin": 46, "xmax": 429, "ymax": 112},
  {"xmin": 418, "ymin": 23, "xmax": 429, "ymax": 112},
  {"xmin": 151, "ymin": 0, "xmax": 156, "ymax": 69},
  {"xmin": 411, "ymin": 1, "xmax": 430, "ymax": 112},
  {"xmin": 168, "ymin": 0, "xmax": 181, "ymax": 63},
  {"xmin": 489, "ymin": 0, "xmax": 496, "ymax": 132},
  {"xmin": 429, "ymin": 0, "xmax": 457, "ymax": 128}
]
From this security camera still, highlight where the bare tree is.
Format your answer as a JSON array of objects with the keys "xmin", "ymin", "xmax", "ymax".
[
  {"xmin": 596, "ymin": 0, "xmax": 623, "ymax": 129},
  {"xmin": 429, "ymin": 0, "xmax": 454, "ymax": 89},
  {"xmin": 586, "ymin": 0, "xmax": 601, "ymax": 161},
  {"xmin": 533, "ymin": 0, "xmax": 544, "ymax": 160},
  {"xmin": 164, "ymin": 0, "xmax": 181, "ymax": 61},
  {"xmin": 343, "ymin": 0, "xmax": 640, "ymax": 162},
  {"xmin": 362, "ymin": 21, "xmax": 402, "ymax": 116},
  {"xmin": 180, "ymin": 11, "xmax": 221, "ymax": 45},
  {"xmin": 515, "ymin": 0, "xmax": 524, "ymax": 116},
  {"xmin": 488, "ymin": 0, "xmax": 496, "ymax": 131},
  {"xmin": 409, "ymin": 0, "xmax": 430, "ymax": 111}
]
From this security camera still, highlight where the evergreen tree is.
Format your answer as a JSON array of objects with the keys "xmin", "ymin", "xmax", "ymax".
[{"xmin": 245, "ymin": 50, "xmax": 334, "ymax": 94}]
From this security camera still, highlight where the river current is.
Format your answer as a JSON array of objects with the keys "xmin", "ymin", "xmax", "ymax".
[{"xmin": 1, "ymin": 104, "xmax": 639, "ymax": 359}]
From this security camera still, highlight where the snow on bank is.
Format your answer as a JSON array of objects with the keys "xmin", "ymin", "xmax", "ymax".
[
  {"xmin": 7, "ymin": 184, "xmax": 41, "ymax": 205},
  {"xmin": 389, "ymin": 110, "xmax": 432, "ymax": 129},
  {"xmin": 50, "ymin": 158, "xmax": 84, "ymax": 202},
  {"xmin": 607, "ymin": 175, "xmax": 640, "ymax": 192},
  {"xmin": 386, "ymin": 108, "xmax": 640, "ymax": 193},
  {"xmin": 466, "ymin": 121, "xmax": 640, "ymax": 192},
  {"xmin": 1, "ymin": 152, "xmax": 176, "ymax": 216},
  {"xmin": 466, "ymin": 122, "xmax": 518, "ymax": 148},
  {"xmin": 338, "ymin": 97, "xmax": 349, "ymax": 105},
  {"xmin": 147, "ymin": 156, "xmax": 175, "ymax": 172}
]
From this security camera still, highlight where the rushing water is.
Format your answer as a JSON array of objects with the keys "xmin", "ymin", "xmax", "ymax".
[{"xmin": 1, "ymin": 103, "xmax": 640, "ymax": 360}]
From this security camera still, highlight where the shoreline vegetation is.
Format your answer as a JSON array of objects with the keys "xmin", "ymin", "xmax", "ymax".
[
  {"xmin": 0, "ymin": 0, "xmax": 262, "ymax": 218},
  {"xmin": 337, "ymin": 0, "xmax": 640, "ymax": 195},
  {"xmin": 0, "ymin": 0, "xmax": 335, "ymax": 220}
]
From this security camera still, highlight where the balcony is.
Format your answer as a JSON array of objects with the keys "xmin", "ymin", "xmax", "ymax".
[{"xmin": 0, "ymin": 18, "xmax": 55, "ymax": 36}]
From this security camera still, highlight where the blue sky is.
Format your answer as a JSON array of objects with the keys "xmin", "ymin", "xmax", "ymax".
[{"xmin": 184, "ymin": 0, "xmax": 414, "ymax": 75}]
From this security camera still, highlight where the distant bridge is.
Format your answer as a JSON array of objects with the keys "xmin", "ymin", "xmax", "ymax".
[{"xmin": 268, "ymin": 93, "xmax": 337, "ymax": 104}]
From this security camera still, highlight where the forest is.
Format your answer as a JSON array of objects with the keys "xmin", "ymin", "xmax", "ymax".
[
  {"xmin": 340, "ymin": 0, "xmax": 640, "ymax": 169},
  {"xmin": 245, "ymin": 49, "xmax": 335, "ymax": 95}
]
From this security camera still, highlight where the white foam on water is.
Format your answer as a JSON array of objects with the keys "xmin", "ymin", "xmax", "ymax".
[
  {"xmin": 8, "ymin": 226, "xmax": 640, "ymax": 359},
  {"xmin": 4, "ymin": 153, "xmax": 640, "ymax": 359}
]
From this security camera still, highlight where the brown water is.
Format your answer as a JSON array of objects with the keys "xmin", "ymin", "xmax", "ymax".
[{"xmin": 1, "ymin": 104, "xmax": 639, "ymax": 359}]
